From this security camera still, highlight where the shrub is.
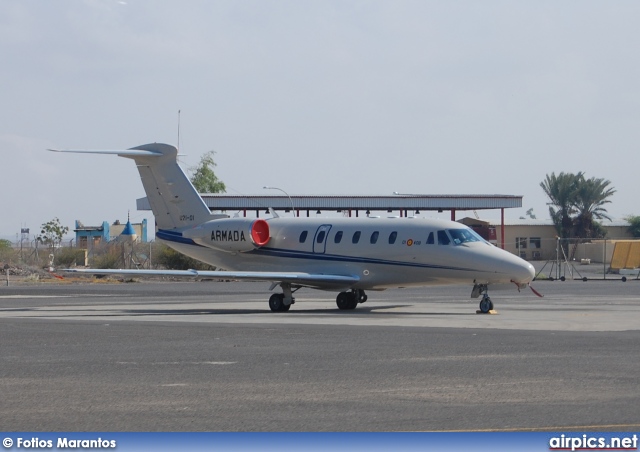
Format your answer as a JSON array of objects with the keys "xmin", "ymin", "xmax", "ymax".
[
  {"xmin": 90, "ymin": 247, "xmax": 122, "ymax": 269},
  {"xmin": 154, "ymin": 244, "xmax": 215, "ymax": 270},
  {"xmin": 0, "ymin": 239, "xmax": 14, "ymax": 262},
  {"xmin": 55, "ymin": 248, "xmax": 87, "ymax": 268}
]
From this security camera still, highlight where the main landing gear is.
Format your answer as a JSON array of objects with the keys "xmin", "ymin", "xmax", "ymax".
[
  {"xmin": 268, "ymin": 283, "xmax": 297, "ymax": 312},
  {"xmin": 471, "ymin": 283, "xmax": 494, "ymax": 314},
  {"xmin": 268, "ymin": 293, "xmax": 292, "ymax": 312},
  {"xmin": 336, "ymin": 289, "xmax": 368, "ymax": 310},
  {"xmin": 268, "ymin": 286, "xmax": 368, "ymax": 312}
]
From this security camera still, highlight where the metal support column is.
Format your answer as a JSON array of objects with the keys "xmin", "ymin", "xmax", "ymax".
[{"xmin": 501, "ymin": 208, "xmax": 505, "ymax": 250}]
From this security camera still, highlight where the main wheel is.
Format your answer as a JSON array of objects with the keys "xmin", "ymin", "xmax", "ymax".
[
  {"xmin": 269, "ymin": 293, "xmax": 285, "ymax": 312},
  {"xmin": 336, "ymin": 292, "xmax": 357, "ymax": 310},
  {"xmin": 479, "ymin": 296, "xmax": 493, "ymax": 313},
  {"xmin": 355, "ymin": 290, "xmax": 368, "ymax": 303}
]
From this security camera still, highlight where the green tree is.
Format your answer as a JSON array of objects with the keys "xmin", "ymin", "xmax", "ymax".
[
  {"xmin": 0, "ymin": 239, "xmax": 12, "ymax": 261},
  {"xmin": 520, "ymin": 208, "xmax": 537, "ymax": 220},
  {"xmin": 36, "ymin": 217, "xmax": 69, "ymax": 253},
  {"xmin": 572, "ymin": 176, "xmax": 616, "ymax": 239},
  {"xmin": 541, "ymin": 172, "xmax": 616, "ymax": 259},
  {"xmin": 626, "ymin": 216, "xmax": 640, "ymax": 237},
  {"xmin": 190, "ymin": 151, "xmax": 226, "ymax": 193},
  {"xmin": 540, "ymin": 172, "xmax": 582, "ymax": 238}
]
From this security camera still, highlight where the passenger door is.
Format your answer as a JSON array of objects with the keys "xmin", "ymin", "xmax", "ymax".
[{"xmin": 313, "ymin": 225, "xmax": 332, "ymax": 254}]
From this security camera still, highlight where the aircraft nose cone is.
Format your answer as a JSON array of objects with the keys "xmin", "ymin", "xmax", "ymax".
[{"xmin": 513, "ymin": 260, "xmax": 535, "ymax": 284}]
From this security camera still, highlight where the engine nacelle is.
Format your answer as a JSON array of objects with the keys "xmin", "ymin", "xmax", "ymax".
[{"xmin": 182, "ymin": 218, "xmax": 270, "ymax": 252}]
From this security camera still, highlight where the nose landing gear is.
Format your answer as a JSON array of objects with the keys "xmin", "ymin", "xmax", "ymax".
[{"xmin": 472, "ymin": 283, "xmax": 494, "ymax": 314}]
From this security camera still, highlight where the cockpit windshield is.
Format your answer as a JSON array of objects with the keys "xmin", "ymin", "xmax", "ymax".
[{"xmin": 447, "ymin": 228, "xmax": 486, "ymax": 245}]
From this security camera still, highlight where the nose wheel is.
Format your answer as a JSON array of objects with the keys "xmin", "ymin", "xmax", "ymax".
[
  {"xmin": 472, "ymin": 284, "xmax": 494, "ymax": 313},
  {"xmin": 479, "ymin": 294, "xmax": 493, "ymax": 313}
]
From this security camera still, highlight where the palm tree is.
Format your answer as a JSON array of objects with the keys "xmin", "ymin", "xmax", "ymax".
[
  {"xmin": 540, "ymin": 172, "xmax": 582, "ymax": 238},
  {"xmin": 572, "ymin": 175, "xmax": 616, "ymax": 239},
  {"xmin": 541, "ymin": 172, "xmax": 616, "ymax": 260}
]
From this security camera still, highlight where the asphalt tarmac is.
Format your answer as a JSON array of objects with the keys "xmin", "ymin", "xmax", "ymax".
[{"xmin": 0, "ymin": 278, "xmax": 639, "ymax": 432}]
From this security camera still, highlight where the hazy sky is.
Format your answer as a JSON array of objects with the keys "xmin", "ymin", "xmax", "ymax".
[{"xmin": 2, "ymin": 0, "xmax": 639, "ymax": 240}]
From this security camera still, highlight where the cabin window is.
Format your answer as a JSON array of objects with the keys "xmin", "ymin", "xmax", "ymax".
[
  {"xmin": 334, "ymin": 231, "xmax": 343, "ymax": 244},
  {"xmin": 352, "ymin": 231, "xmax": 361, "ymax": 244},
  {"xmin": 370, "ymin": 231, "xmax": 379, "ymax": 244},
  {"xmin": 389, "ymin": 231, "xmax": 397, "ymax": 244},
  {"xmin": 316, "ymin": 230, "xmax": 326, "ymax": 243},
  {"xmin": 299, "ymin": 231, "xmax": 308, "ymax": 243},
  {"xmin": 437, "ymin": 230, "xmax": 451, "ymax": 245},
  {"xmin": 426, "ymin": 232, "xmax": 434, "ymax": 245}
]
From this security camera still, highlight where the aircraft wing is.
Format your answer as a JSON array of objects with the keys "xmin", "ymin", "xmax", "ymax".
[{"xmin": 62, "ymin": 268, "xmax": 360, "ymax": 290}]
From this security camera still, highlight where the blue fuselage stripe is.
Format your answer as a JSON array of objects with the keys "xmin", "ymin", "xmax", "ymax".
[
  {"xmin": 157, "ymin": 229, "xmax": 200, "ymax": 246},
  {"xmin": 157, "ymin": 229, "xmax": 485, "ymax": 273},
  {"xmin": 250, "ymin": 247, "xmax": 481, "ymax": 272}
]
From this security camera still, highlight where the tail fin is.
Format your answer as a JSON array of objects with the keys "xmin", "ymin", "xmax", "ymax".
[{"xmin": 50, "ymin": 143, "xmax": 212, "ymax": 230}]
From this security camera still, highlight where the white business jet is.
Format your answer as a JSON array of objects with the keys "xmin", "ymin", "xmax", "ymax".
[{"xmin": 51, "ymin": 143, "xmax": 536, "ymax": 313}]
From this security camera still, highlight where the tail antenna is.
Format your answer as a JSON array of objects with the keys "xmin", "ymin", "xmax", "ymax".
[{"xmin": 177, "ymin": 109, "xmax": 181, "ymax": 152}]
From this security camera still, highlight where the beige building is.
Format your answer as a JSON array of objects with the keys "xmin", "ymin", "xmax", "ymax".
[{"xmin": 459, "ymin": 218, "xmax": 634, "ymax": 263}]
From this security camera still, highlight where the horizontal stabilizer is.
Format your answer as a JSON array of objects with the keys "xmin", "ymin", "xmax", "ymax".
[
  {"xmin": 50, "ymin": 142, "xmax": 213, "ymax": 229},
  {"xmin": 48, "ymin": 149, "xmax": 162, "ymax": 157}
]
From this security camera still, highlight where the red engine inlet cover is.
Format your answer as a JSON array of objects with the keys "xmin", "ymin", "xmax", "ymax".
[{"xmin": 251, "ymin": 219, "xmax": 270, "ymax": 246}]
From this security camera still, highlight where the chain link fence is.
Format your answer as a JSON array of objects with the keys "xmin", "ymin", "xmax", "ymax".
[
  {"xmin": 530, "ymin": 237, "xmax": 640, "ymax": 281},
  {"xmin": 0, "ymin": 240, "xmax": 168, "ymax": 279}
]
